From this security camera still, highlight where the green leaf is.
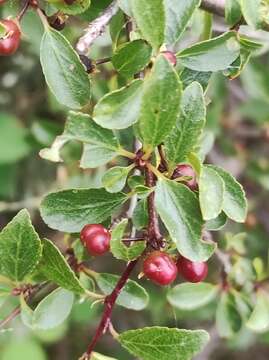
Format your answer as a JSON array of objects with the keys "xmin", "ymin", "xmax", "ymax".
[
  {"xmin": 118, "ymin": 0, "xmax": 132, "ymax": 16},
  {"xmin": 167, "ymin": 283, "xmax": 218, "ymax": 310},
  {"xmin": 246, "ymin": 290, "xmax": 269, "ymax": 332},
  {"xmin": 46, "ymin": 0, "xmax": 91, "ymax": 14},
  {"xmin": 205, "ymin": 212, "xmax": 227, "ymax": 231},
  {"xmin": 110, "ymin": 10, "xmax": 125, "ymax": 50},
  {"xmin": 133, "ymin": 199, "xmax": 149, "ymax": 230},
  {"xmin": 118, "ymin": 327, "xmax": 209, "ymax": 360},
  {"xmin": 216, "ymin": 292, "xmax": 242, "ymax": 338},
  {"xmin": 155, "ymin": 179, "xmax": 215, "ymax": 262},
  {"xmin": 177, "ymin": 31, "xmax": 240, "ymax": 72},
  {"xmin": 37, "ymin": 239, "xmax": 85, "ymax": 294},
  {"xmin": 180, "ymin": 68, "xmax": 211, "ymax": 90},
  {"xmin": 240, "ymin": 0, "xmax": 264, "ymax": 29},
  {"xmin": 165, "ymin": 82, "xmax": 206, "ymax": 168},
  {"xmin": 131, "ymin": 0, "xmax": 165, "ymax": 50},
  {"xmin": 96, "ymin": 273, "xmax": 149, "ymax": 310},
  {"xmin": 136, "ymin": 55, "xmax": 182, "ymax": 148},
  {"xmin": 92, "ymin": 353, "xmax": 118, "ymax": 360},
  {"xmin": 40, "ymin": 111, "xmax": 120, "ymax": 168},
  {"xmin": 40, "ymin": 28, "xmax": 91, "ymax": 109},
  {"xmin": 110, "ymin": 219, "xmax": 146, "ymax": 261},
  {"xmin": 93, "ymin": 80, "xmax": 143, "ymax": 129},
  {"xmin": 33, "ymin": 288, "xmax": 74, "ymax": 330},
  {"xmin": 208, "ymin": 165, "xmax": 247, "ymax": 222},
  {"xmin": 102, "ymin": 166, "xmax": 132, "ymax": 193},
  {"xmin": 0, "ymin": 209, "xmax": 42, "ymax": 282},
  {"xmin": 0, "ymin": 113, "xmax": 31, "ymax": 165},
  {"xmin": 225, "ymin": 0, "xmax": 242, "ymax": 26},
  {"xmin": 112, "ymin": 40, "xmax": 152, "ymax": 78},
  {"xmin": 164, "ymin": 0, "xmax": 201, "ymax": 45},
  {"xmin": 40, "ymin": 188, "xmax": 127, "ymax": 232},
  {"xmin": 199, "ymin": 165, "xmax": 224, "ymax": 220}
]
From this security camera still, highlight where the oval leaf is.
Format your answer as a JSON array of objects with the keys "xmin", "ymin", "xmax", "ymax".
[
  {"xmin": 118, "ymin": 327, "xmax": 209, "ymax": 360},
  {"xmin": 167, "ymin": 282, "xmax": 219, "ymax": 310},
  {"xmin": 40, "ymin": 28, "xmax": 91, "ymax": 109},
  {"xmin": 246, "ymin": 290, "xmax": 269, "ymax": 332},
  {"xmin": 102, "ymin": 166, "xmax": 132, "ymax": 193}
]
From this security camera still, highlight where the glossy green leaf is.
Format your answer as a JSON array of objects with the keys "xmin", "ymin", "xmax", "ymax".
[
  {"xmin": 93, "ymin": 80, "xmax": 143, "ymax": 129},
  {"xmin": 133, "ymin": 199, "xmax": 149, "ymax": 230},
  {"xmin": 96, "ymin": 273, "xmax": 149, "ymax": 310},
  {"xmin": 225, "ymin": 0, "xmax": 242, "ymax": 26},
  {"xmin": 165, "ymin": 82, "xmax": 205, "ymax": 168},
  {"xmin": 110, "ymin": 10, "xmax": 125, "ymax": 50},
  {"xmin": 205, "ymin": 212, "xmax": 227, "ymax": 231},
  {"xmin": 33, "ymin": 288, "xmax": 74, "ymax": 330},
  {"xmin": 167, "ymin": 282, "xmax": 218, "ymax": 310},
  {"xmin": 40, "ymin": 111, "xmax": 119, "ymax": 168},
  {"xmin": 118, "ymin": 327, "xmax": 209, "ymax": 360},
  {"xmin": 47, "ymin": 0, "xmax": 91, "ymax": 14},
  {"xmin": 177, "ymin": 32, "xmax": 240, "ymax": 72},
  {"xmin": 216, "ymin": 292, "xmax": 242, "ymax": 338},
  {"xmin": 38, "ymin": 239, "xmax": 85, "ymax": 294},
  {"xmin": 112, "ymin": 40, "xmax": 152, "ymax": 78},
  {"xmin": 110, "ymin": 219, "xmax": 146, "ymax": 261},
  {"xmin": 208, "ymin": 165, "xmax": 247, "ymax": 222},
  {"xmin": 40, "ymin": 28, "xmax": 91, "ymax": 109},
  {"xmin": 131, "ymin": 0, "xmax": 165, "ymax": 50},
  {"xmin": 240, "ymin": 0, "xmax": 264, "ymax": 29},
  {"xmin": 0, "ymin": 209, "xmax": 42, "ymax": 282},
  {"xmin": 136, "ymin": 55, "xmax": 181, "ymax": 148},
  {"xmin": 164, "ymin": 0, "xmax": 201, "ymax": 44},
  {"xmin": 102, "ymin": 166, "xmax": 132, "ymax": 193},
  {"xmin": 199, "ymin": 165, "xmax": 224, "ymax": 220},
  {"xmin": 40, "ymin": 188, "xmax": 127, "ymax": 232},
  {"xmin": 180, "ymin": 68, "xmax": 211, "ymax": 90},
  {"xmin": 246, "ymin": 290, "xmax": 269, "ymax": 332},
  {"xmin": 155, "ymin": 179, "xmax": 215, "ymax": 262}
]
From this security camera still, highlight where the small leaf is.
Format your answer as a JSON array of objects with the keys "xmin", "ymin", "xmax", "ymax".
[
  {"xmin": 0, "ymin": 209, "xmax": 42, "ymax": 282},
  {"xmin": 118, "ymin": 0, "xmax": 132, "ymax": 16},
  {"xmin": 102, "ymin": 166, "xmax": 132, "ymax": 193},
  {"xmin": 180, "ymin": 68, "xmax": 211, "ymax": 90},
  {"xmin": 40, "ymin": 111, "xmax": 119, "ymax": 168},
  {"xmin": 208, "ymin": 165, "xmax": 247, "ymax": 222},
  {"xmin": 164, "ymin": 0, "xmax": 200, "ymax": 45},
  {"xmin": 225, "ymin": 0, "xmax": 242, "ymax": 26},
  {"xmin": 118, "ymin": 327, "xmax": 209, "ymax": 360},
  {"xmin": 40, "ymin": 188, "xmax": 127, "ymax": 232},
  {"xmin": 33, "ymin": 288, "xmax": 74, "ymax": 330},
  {"xmin": 155, "ymin": 179, "xmax": 215, "ymax": 262},
  {"xmin": 40, "ymin": 28, "xmax": 91, "ymax": 109},
  {"xmin": 110, "ymin": 10, "xmax": 125, "ymax": 50},
  {"xmin": 133, "ymin": 199, "xmax": 149, "ymax": 230},
  {"xmin": 93, "ymin": 80, "xmax": 143, "ymax": 130},
  {"xmin": 110, "ymin": 220, "xmax": 146, "ymax": 261},
  {"xmin": 216, "ymin": 292, "xmax": 242, "ymax": 338},
  {"xmin": 199, "ymin": 165, "xmax": 224, "ymax": 220},
  {"xmin": 177, "ymin": 32, "xmax": 240, "ymax": 72},
  {"xmin": 136, "ymin": 54, "xmax": 182, "ymax": 148},
  {"xmin": 205, "ymin": 212, "xmax": 227, "ymax": 231},
  {"xmin": 46, "ymin": 0, "xmax": 91, "ymax": 15},
  {"xmin": 96, "ymin": 273, "xmax": 149, "ymax": 310},
  {"xmin": 165, "ymin": 82, "xmax": 206, "ymax": 168},
  {"xmin": 167, "ymin": 283, "xmax": 218, "ymax": 310},
  {"xmin": 240, "ymin": 0, "xmax": 265, "ymax": 29},
  {"xmin": 112, "ymin": 40, "xmax": 152, "ymax": 78},
  {"xmin": 37, "ymin": 239, "xmax": 85, "ymax": 294},
  {"xmin": 246, "ymin": 290, "xmax": 269, "ymax": 332},
  {"xmin": 131, "ymin": 0, "xmax": 165, "ymax": 50}
]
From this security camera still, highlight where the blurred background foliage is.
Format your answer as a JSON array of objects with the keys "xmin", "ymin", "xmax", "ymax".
[{"xmin": 1, "ymin": 0, "xmax": 269, "ymax": 359}]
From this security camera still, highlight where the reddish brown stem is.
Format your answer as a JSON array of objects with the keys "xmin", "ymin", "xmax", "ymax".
[
  {"xmin": 0, "ymin": 306, "xmax": 21, "ymax": 328},
  {"xmin": 145, "ymin": 166, "xmax": 163, "ymax": 249},
  {"xmin": 17, "ymin": 0, "xmax": 30, "ymax": 21},
  {"xmin": 85, "ymin": 259, "xmax": 138, "ymax": 357}
]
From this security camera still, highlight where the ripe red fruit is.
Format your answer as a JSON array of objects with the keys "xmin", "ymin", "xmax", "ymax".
[
  {"xmin": 0, "ymin": 0, "xmax": 6, "ymax": 4},
  {"xmin": 177, "ymin": 256, "xmax": 208, "ymax": 283},
  {"xmin": 161, "ymin": 51, "xmax": 177, "ymax": 66},
  {"xmin": 80, "ymin": 224, "xmax": 111, "ymax": 256},
  {"xmin": 171, "ymin": 164, "xmax": 198, "ymax": 191},
  {"xmin": 143, "ymin": 251, "xmax": 177, "ymax": 286},
  {"xmin": 0, "ymin": 19, "xmax": 21, "ymax": 56}
]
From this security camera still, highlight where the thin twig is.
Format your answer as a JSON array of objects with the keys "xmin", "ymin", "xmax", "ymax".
[
  {"xmin": 200, "ymin": 0, "xmax": 225, "ymax": 17},
  {"xmin": 76, "ymin": 0, "xmax": 119, "ymax": 54},
  {"xmin": 16, "ymin": 0, "xmax": 30, "ymax": 21},
  {"xmin": 0, "ymin": 306, "xmax": 21, "ymax": 328}
]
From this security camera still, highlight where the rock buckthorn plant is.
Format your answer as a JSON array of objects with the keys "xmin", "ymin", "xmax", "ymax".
[{"xmin": 2, "ymin": 0, "xmax": 269, "ymax": 359}]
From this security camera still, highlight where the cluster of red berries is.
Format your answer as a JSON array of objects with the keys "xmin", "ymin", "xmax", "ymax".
[
  {"xmin": 80, "ymin": 224, "xmax": 208, "ymax": 286},
  {"xmin": 0, "ymin": 19, "xmax": 21, "ymax": 56}
]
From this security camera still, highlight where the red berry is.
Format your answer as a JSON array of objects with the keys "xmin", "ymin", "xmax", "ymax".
[
  {"xmin": 80, "ymin": 224, "xmax": 111, "ymax": 256},
  {"xmin": 177, "ymin": 256, "xmax": 208, "ymax": 283},
  {"xmin": 0, "ymin": 0, "xmax": 6, "ymax": 4},
  {"xmin": 161, "ymin": 51, "xmax": 177, "ymax": 66},
  {"xmin": 0, "ymin": 19, "xmax": 21, "ymax": 56},
  {"xmin": 171, "ymin": 164, "xmax": 198, "ymax": 191},
  {"xmin": 143, "ymin": 251, "xmax": 177, "ymax": 286}
]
